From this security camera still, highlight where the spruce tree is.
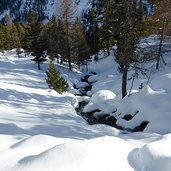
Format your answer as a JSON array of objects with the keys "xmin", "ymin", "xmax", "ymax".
[
  {"xmin": 98, "ymin": 0, "xmax": 116, "ymax": 55},
  {"xmin": 43, "ymin": 16, "xmax": 58, "ymax": 61},
  {"xmin": 86, "ymin": 4, "xmax": 100, "ymax": 56},
  {"xmin": 150, "ymin": 0, "xmax": 171, "ymax": 69},
  {"xmin": 56, "ymin": 19, "xmax": 68, "ymax": 64},
  {"xmin": 71, "ymin": 19, "xmax": 91, "ymax": 67},
  {"xmin": 87, "ymin": 0, "xmax": 146, "ymax": 98},
  {"xmin": 15, "ymin": 23, "xmax": 25, "ymax": 57},
  {"xmin": 25, "ymin": 11, "xmax": 46, "ymax": 70},
  {"xmin": 0, "ymin": 24, "xmax": 6, "ymax": 51},
  {"xmin": 46, "ymin": 61, "xmax": 69, "ymax": 94},
  {"xmin": 43, "ymin": 16, "xmax": 67, "ymax": 63},
  {"xmin": 114, "ymin": 0, "xmax": 145, "ymax": 98}
]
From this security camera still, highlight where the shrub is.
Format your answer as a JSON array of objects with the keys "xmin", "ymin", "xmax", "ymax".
[{"xmin": 46, "ymin": 61, "xmax": 68, "ymax": 94}]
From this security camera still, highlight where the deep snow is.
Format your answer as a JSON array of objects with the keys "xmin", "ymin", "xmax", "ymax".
[{"xmin": 0, "ymin": 42, "xmax": 171, "ymax": 171}]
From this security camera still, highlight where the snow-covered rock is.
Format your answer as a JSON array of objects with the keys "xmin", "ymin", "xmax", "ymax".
[
  {"xmin": 90, "ymin": 90, "xmax": 116, "ymax": 103},
  {"xmin": 75, "ymin": 81, "xmax": 90, "ymax": 89},
  {"xmin": 83, "ymin": 90, "xmax": 117, "ymax": 114}
]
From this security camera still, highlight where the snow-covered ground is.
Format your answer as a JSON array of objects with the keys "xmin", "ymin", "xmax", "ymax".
[{"xmin": 0, "ymin": 43, "xmax": 171, "ymax": 171}]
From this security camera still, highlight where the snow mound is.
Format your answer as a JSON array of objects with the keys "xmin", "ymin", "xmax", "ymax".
[
  {"xmin": 63, "ymin": 93, "xmax": 79, "ymax": 108},
  {"xmin": 83, "ymin": 90, "xmax": 117, "ymax": 114},
  {"xmin": 150, "ymin": 72, "xmax": 171, "ymax": 93},
  {"xmin": 76, "ymin": 96, "xmax": 90, "ymax": 103},
  {"xmin": 90, "ymin": 90, "xmax": 116, "ymax": 103},
  {"xmin": 114, "ymin": 85, "xmax": 171, "ymax": 134},
  {"xmin": 75, "ymin": 81, "xmax": 89, "ymax": 89},
  {"xmin": 10, "ymin": 135, "xmax": 67, "ymax": 151},
  {"xmin": 87, "ymin": 74, "xmax": 98, "ymax": 83},
  {"xmin": 128, "ymin": 133, "xmax": 171, "ymax": 171},
  {"xmin": 12, "ymin": 136, "xmax": 134, "ymax": 171}
]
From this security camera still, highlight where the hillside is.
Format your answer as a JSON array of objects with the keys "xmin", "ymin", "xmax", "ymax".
[
  {"xmin": 0, "ymin": 0, "xmax": 90, "ymax": 22},
  {"xmin": 0, "ymin": 36, "xmax": 171, "ymax": 170}
]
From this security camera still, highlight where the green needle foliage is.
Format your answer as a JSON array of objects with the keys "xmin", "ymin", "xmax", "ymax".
[{"xmin": 46, "ymin": 61, "xmax": 69, "ymax": 94}]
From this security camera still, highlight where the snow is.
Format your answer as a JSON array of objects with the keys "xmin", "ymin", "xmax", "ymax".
[
  {"xmin": 85, "ymin": 37, "xmax": 171, "ymax": 135},
  {"xmin": 1, "ymin": 38, "xmax": 171, "ymax": 171},
  {"xmin": 114, "ymin": 85, "xmax": 171, "ymax": 134},
  {"xmin": 83, "ymin": 90, "xmax": 117, "ymax": 114},
  {"xmin": 10, "ymin": 136, "xmax": 134, "ymax": 171},
  {"xmin": 75, "ymin": 81, "xmax": 89, "ymax": 89},
  {"xmin": 90, "ymin": 90, "xmax": 116, "ymax": 103},
  {"xmin": 76, "ymin": 95, "xmax": 90, "ymax": 103},
  {"xmin": 128, "ymin": 133, "xmax": 171, "ymax": 171},
  {"xmin": 0, "ymin": 0, "xmax": 91, "ymax": 23}
]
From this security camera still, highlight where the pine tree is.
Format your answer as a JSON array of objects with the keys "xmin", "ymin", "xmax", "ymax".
[
  {"xmin": 98, "ymin": 0, "xmax": 116, "ymax": 55},
  {"xmin": 114, "ymin": 0, "xmax": 145, "ymax": 98},
  {"xmin": 0, "ymin": 24, "xmax": 6, "ymax": 51},
  {"xmin": 24, "ymin": 11, "xmax": 46, "ymax": 70},
  {"xmin": 86, "ymin": 2, "xmax": 100, "ymax": 57},
  {"xmin": 46, "ymin": 61, "xmax": 69, "ymax": 94},
  {"xmin": 56, "ymin": 0, "xmax": 77, "ymax": 70},
  {"xmin": 15, "ymin": 23, "xmax": 25, "ymax": 57},
  {"xmin": 56, "ymin": 19, "xmax": 68, "ymax": 63},
  {"xmin": 43, "ymin": 16, "xmax": 59, "ymax": 61},
  {"xmin": 71, "ymin": 19, "xmax": 91, "ymax": 67},
  {"xmin": 43, "ymin": 16, "xmax": 67, "ymax": 63},
  {"xmin": 87, "ymin": 0, "xmax": 146, "ymax": 98},
  {"xmin": 150, "ymin": 0, "xmax": 171, "ymax": 69}
]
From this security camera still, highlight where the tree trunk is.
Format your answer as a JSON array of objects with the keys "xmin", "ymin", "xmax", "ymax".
[
  {"xmin": 156, "ymin": 20, "xmax": 165, "ymax": 70},
  {"xmin": 122, "ymin": 67, "xmax": 128, "ymax": 98},
  {"xmin": 66, "ymin": 19, "xmax": 72, "ymax": 70},
  {"xmin": 68, "ymin": 53, "xmax": 72, "ymax": 70}
]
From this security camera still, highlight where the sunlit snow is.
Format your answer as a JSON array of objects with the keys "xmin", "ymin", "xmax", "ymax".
[{"xmin": 1, "ymin": 42, "xmax": 171, "ymax": 171}]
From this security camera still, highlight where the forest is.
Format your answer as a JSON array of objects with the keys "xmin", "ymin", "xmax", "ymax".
[
  {"xmin": 1, "ymin": 1, "xmax": 171, "ymax": 171},
  {"xmin": 0, "ymin": 0, "xmax": 170, "ymax": 97}
]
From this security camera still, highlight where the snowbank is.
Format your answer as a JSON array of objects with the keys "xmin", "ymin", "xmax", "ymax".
[
  {"xmin": 83, "ymin": 90, "xmax": 117, "ymax": 114},
  {"xmin": 10, "ymin": 136, "xmax": 134, "ymax": 171},
  {"xmin": 129, "ymin": 133, "xmax": 171, "ymax": 171},
  {"xmin": 114, "ymin": 85, "xmax": 171, "ymax": 134}
]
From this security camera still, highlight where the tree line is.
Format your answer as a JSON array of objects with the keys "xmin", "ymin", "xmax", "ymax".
[
  {"xmin": 84, "ymin": 0, "xmax": 171, "ymax": 98},
  {"xmin": 0, "ymin": 0, "xmax": 170, "ymax": 96},
  {"xmin": 0, "ymin": 12, "xmax": 91, "ymax": 71}
]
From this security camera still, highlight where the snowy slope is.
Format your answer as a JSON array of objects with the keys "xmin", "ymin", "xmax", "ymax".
[
  {"xmin": 83, "ymin": 36, "xmax": 171, "ymax": 134},
  {"xmin": 0, "ymin": 0, "xmax": 90, "ymax": 22},
  {"xmin": 1, "ymin": 46, "xmax": 171, "ymax": 171}
]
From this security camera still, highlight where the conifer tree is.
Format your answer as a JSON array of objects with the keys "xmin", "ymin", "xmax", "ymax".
[
  {"xmin": 43, "ymin": 16, "xmax": 67, "ymax": 63},
  {"xmin": 15, "ymin": 23, "xmax": 25, "ymax": 57},
  {"xmin": 55, "ymin": 19, "xmax": 68, "ymax": 63},
  {"xmin": 43, "ymin": 16, "xmax": 59, "ymax": 61},
  {"xmin": 114, "ymin": 0, "xmax": 145, "ymax": 98},
  {"xmin": 86, "ymin": 3, "xmax": 100, "ymax": 56},
  {"xmin": 46, "ymin": 61, "xmax": 69, "ymax": 94},
  {"xmin": 87, "ymin": 0, "xmax": 146, "ymax": 98},
  {"xmin": 56, "ymin": 0, "xmax": 77, "ymax": 70},
  {"xmin": 150, "ymin": 0, "xmax": 171, "ymax": 69},
  {"xmin": 0, "ymin": 24, "xmax": 6, "ymax": 51},
  {"xmin": 24, "ymin": 11, "xmax": 46, "ymax": 70},
  {"xmin": 98, "ymin": 0, "xmax": 116, "ymax": 55},
  {"xmin": 71, "ymin": 19, "xmax": 91, "ymax": 67}
]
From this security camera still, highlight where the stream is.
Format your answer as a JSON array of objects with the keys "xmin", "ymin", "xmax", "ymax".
[
  {"xmin": 75, "ymin": 74, "xmax": 121, "ymax": 129},
  {"xmin": 75, "ymin": 74, "xmax": 149, "ymax": 132}
]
